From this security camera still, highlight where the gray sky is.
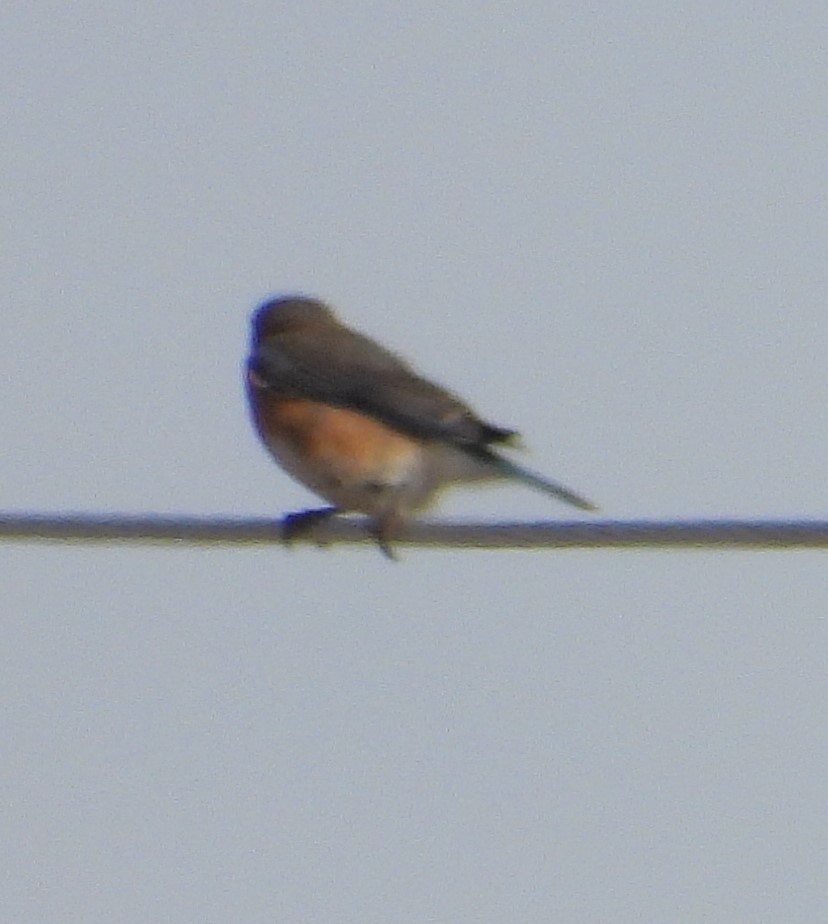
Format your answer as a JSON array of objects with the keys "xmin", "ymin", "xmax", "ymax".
[{"xmin": 2, "ymin": 4, "xmax": 828, "ymax": 921}]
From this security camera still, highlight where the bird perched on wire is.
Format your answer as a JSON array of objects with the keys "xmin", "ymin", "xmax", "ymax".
[{"xmin": 245, "ymin": 296, "xmax": 596, "ymax": 558}]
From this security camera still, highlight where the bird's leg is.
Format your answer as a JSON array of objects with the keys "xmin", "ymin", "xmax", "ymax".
[
  {"xmin": 373, "ymin": 509, "xmax": 404, "ymax": 561},
  {"xmin": 282, "ymin": 504, "xmax": 405, "ymax": 559},
  {"xmin": 281, "ymin": 506, "xmax": 338, "ymax": 545}
]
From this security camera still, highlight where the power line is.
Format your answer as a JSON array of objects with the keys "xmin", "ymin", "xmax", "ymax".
[{"xmin": 0, "ymin": 513, "xmax": 826, "ymax": 550}]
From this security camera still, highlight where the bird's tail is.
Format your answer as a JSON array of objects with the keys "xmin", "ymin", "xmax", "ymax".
[{"xmin": 472, "ymin": 447, "xmax": 598, "ymax": 511}]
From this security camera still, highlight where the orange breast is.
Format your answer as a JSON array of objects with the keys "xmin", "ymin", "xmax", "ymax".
[{"xmin": 251, "ymin": 391, "xmax": 422, "ymax": 486}]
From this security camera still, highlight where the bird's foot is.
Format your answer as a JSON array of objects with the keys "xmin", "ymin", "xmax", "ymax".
[
  {"xmin": 281, "ymin": 507, "xmax": 338, "ymax": 547},
  {"xmin": 373, "ymin": 511, "xmax": 404, "ymax": 561},
  {"xmin": 281, "ymin": 506, "xmax": 405, "ymax": 560}
]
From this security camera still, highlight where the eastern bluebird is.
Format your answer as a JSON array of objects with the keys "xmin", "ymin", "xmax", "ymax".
[{"xmin": 245, "ymin": 296, "xmax": 596, "ymax": 557}]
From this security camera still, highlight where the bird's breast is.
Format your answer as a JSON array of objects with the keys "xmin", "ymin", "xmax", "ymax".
[{"xmin": 246, "ymin": 378, "xmax": 435, "ymax": 512}]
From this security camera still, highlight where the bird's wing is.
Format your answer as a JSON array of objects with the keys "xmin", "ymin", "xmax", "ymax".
[{"xmin": 250, "ymin": 326, "xmax": 516, "ymax": 447}]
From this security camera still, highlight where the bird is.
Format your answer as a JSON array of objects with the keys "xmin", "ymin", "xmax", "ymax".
[{"xmin": 245, "ymin": 296, "xmax": 595, "ymax": 557}]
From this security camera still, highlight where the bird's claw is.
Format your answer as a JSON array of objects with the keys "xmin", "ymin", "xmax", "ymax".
[{"xmin": 281, "ymin": 507, "xmax": 338, "ymax": 546}]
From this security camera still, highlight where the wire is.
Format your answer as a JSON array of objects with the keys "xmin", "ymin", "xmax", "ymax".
[{"xmin": 0, "ymin": 513, "xmax": 826, "ymax": 550}]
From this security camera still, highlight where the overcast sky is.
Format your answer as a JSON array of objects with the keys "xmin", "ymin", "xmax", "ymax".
[{"xmin": 2, "ymin": 4, "xmax": 828, "ymax": 921}]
